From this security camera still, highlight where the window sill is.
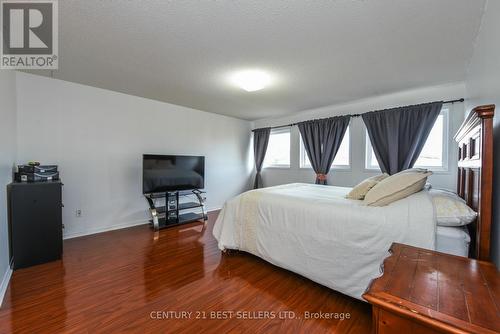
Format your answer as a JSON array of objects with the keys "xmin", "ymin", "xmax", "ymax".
[
  {"xmin": 363, "ymin": 167, "xmax": 450, "ymax": 174},
  {"xmin": 425, "ymin": 168, "xmax": 450, "ymax": 174},
  {"xmin": 364, "ymin": 167, "xmax": 382, "ymax": 173},
  {"xmin": 263, "ymin": 165, "xmax": 291, "ymax": 169}
]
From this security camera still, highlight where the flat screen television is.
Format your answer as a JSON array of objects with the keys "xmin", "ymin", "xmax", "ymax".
[{"xmin": 142, "ymin": 154, "xmax": 205, "ymax": 194}]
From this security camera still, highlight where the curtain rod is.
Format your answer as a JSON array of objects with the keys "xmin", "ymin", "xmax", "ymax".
[{"xmin": 253, "ymin": 98, "xmax": 464, "ymax": 132}]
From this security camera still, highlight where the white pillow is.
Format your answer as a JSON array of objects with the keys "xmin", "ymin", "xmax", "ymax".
[{"xmin": 430, "ymin": 189, "xmax": 477, "ymax": 226}]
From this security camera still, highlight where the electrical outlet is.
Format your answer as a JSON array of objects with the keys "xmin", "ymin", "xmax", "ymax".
[{"xmin": 76, "ymin": 209, "xmax": 82, "ymax": 217}]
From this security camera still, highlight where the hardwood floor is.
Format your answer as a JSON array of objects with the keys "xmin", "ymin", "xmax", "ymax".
[{"xmin": 0, "ymin": 212, "xmax": 371, "ymax": 333}]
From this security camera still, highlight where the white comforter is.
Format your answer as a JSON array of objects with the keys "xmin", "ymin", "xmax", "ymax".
[{"xmin": 213, "ymin": 183, "xmax": 436, "ymax": 300}]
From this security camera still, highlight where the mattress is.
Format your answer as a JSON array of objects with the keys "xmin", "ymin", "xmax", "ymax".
[
  {"xmin": 436, "ymin": 225, "xmax": 471, "ymax": 257},
  {"xmin": 213, "ymin": 183, "xmax": 436, "ymax": 300}
]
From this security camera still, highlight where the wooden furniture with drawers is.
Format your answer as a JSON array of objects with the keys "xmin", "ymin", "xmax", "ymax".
[{"xmin": 363, "ymin": 243, "xmax": 500, "ymax": 334}]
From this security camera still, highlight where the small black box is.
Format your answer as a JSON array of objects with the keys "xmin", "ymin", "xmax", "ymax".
[
  {"xmin": 18, "ymin": 165, "xmax": 58, "ymax": 174},
  {"xmin": 15, "ymin": 172, "xmax": 60, "ymax": 182}
]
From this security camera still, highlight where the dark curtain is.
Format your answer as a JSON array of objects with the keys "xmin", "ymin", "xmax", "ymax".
[
  {"xmin": 253, "ymin": 128, "xmax": 271, "ymax": 189},
  {"xmin": 298, "ymin": 116, "xmax": 350, "ymax": 185},
  {"xmin": 362, "ymin": 101, "xmax": 443, "ymax": 175}
]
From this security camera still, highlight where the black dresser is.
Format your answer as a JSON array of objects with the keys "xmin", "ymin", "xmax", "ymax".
[{"xmin": 7, "ymin": 181, "xmax": 63, "ymax": 269}]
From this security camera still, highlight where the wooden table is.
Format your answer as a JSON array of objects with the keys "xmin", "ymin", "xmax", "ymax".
[{"xmin": 363, "ymin": 243, "xmax": 500, "ymax": 334}]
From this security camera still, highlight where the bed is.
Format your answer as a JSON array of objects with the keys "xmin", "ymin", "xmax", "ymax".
[
  {"xmin": 214, "ymin": 183, "xmax": 436, "ymax": 299},
  {"xmin": 213, "ymin": 104, "xmax": 494, "ymax": 300}
]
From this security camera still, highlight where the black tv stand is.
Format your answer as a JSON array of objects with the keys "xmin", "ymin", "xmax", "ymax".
[{"xmin": 144, "ymin": 190, "xmax": 208, "ymax": 231}]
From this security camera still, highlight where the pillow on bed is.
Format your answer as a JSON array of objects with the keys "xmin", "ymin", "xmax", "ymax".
[
  {"xmin": 346, "ymin": 174, "xmax": 389, "ymax": 200},
  {"xmin": 364, "ymin": 170, "xmax": 432, "ymax": 206},
  {"xmin": 430, "ymin": 189, "xmax": 477, "ymax": 226}
]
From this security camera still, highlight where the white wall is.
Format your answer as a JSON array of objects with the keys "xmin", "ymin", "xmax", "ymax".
[
  {"xmin": 0, "ymin": 71, "xmax": 17, "ymax": 305},
  {"xmin": 253, "ymin": 83, "xmax": 465, "ymax": 190},
  {"xmin": 15, "ymin": 72, "xmax": 253, "ymax": 239},
  {"xmin": 465, "ymin": 0, "xmax": 500, "ymax": 267}
]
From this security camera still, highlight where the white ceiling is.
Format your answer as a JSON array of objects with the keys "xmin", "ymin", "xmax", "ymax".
[{"xmin": 37, "ymin": 0, "xmax": 485, "ymax": 120}]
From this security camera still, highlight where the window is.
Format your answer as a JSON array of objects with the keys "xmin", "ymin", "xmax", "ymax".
[
  {"xmin": 300, "ymin": 126, "xmax": 350, "ymax": 169},
  {"xmin": 365, "ymin": 109, "xmax": 448, "ymax": 171},
  {"xmin": 263, "ymin": 128, "xmax": 291, "ymax": 167}
]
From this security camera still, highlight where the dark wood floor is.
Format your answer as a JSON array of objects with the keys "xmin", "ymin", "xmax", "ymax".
[{"xmin": 0, "ymin": 212, "xmax": 371, "ymax": 333}]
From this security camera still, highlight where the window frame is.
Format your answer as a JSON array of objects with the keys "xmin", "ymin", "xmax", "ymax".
[
  {"xmin": 299, "ymin": 126, "xmax": 351, "ymax": 170},
  {"xmin": 364, "ymin": 108, "xmax": 449, "ymax": 172},
  {"xmin": 263, "ymin": 127, "xmax": 291, "ymax": 169}
]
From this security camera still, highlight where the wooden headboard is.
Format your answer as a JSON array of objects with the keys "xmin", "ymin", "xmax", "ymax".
[{"xmin": 454, "ymin": 104, "xmax": 495, "ymax": 261}]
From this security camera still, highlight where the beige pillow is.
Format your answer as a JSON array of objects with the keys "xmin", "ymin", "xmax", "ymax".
[
  {"xmin": 364, "ymin": 171, "xmax": 432, "ymax": 206},
  {"xmin": 346, "ymin": 174, "xmax": 389, "ymax": 200},
  {"xmin": 396, "ymin": 168, "xmax": 429, "ymax": 174}
]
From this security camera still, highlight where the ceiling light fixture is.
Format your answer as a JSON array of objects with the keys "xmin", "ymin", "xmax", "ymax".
[{"xmin": 230, "ymin": 69, "xmax": 273, "ymax": 92}]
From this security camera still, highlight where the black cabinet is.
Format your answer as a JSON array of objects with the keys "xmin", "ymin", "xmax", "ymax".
[{"xmin": 7, "ymin": 181, "xmax": 63, "ymax": 269}]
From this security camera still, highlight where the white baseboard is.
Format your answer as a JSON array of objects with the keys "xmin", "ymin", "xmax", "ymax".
[
  {"xmin": 63, "ymin": 207, "xmax": 221, "ymax": 240},
  {"xmin": 0, "ymin": 266, "xmax": 13, "ymax": 308},
  {"xmin": 63, "ymin": 219, "xmax": 149, "ymax": 240}
]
